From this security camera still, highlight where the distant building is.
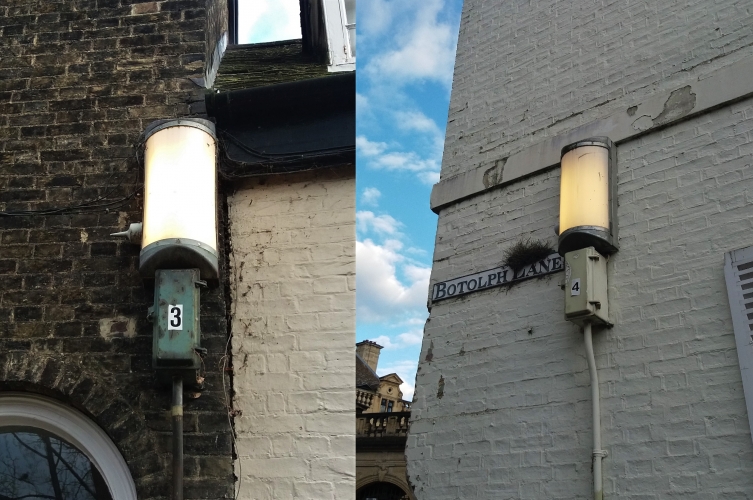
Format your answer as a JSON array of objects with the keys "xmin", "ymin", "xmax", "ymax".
[
  {"xmin": 408, "ymin": 0, "xmax": 753, "ymax": 498},
  {"xmin": 356, "ymin": 340, "xmax": 414, "ymax": 500},
  {"xmin": 357, "ymin": 340, "xmax": 410, "ymax": 414}
]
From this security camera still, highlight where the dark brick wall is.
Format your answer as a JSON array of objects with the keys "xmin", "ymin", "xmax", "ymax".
[{"xmin": 0, "ymin": 1, "xmax": 233, "ymax": 498}]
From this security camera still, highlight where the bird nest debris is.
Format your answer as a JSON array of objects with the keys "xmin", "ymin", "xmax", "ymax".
[{"xmin": 503, "ymin": 238, "xmax": 556, "ymax": 271}]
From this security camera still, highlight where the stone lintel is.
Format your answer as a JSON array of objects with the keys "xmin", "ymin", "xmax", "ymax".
[{"xmin": 430, "ymin": 54, "xmax": 753, "ymax": 213}]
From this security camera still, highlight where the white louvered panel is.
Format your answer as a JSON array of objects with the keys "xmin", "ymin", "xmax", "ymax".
[{"xmin": 724, "ymin": 245, "xmax": 753, "ymax": 443}]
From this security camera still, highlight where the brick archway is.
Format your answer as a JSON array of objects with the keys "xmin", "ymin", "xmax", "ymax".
[{"xmin": 0, "ymin": 351, "xmax": 164, "ymax": 495}]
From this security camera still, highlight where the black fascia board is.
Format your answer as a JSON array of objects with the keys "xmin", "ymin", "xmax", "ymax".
[{"xmin": 206, "ymin": 72, "xmax": 355, "ymax": 168}]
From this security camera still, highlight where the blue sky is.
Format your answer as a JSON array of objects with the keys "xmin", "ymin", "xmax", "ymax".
[
  {"xmin": 238, "ymin": 0, "xmax": 302, "ymax": 43},
  {"xmin": 355, "ymin": 0, "xmax": 463, "ymax": 400},
  {"xmin": 238, "ymin": 0, "xmax": 464, "ymax": 401}
]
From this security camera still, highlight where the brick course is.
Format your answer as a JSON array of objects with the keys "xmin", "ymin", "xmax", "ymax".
[{"xmin": 0, "ymin": 2, "xmax": 233, "ymax": 498}]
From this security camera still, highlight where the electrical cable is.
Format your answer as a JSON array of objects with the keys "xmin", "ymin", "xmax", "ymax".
[
  {"xmin": 216, "ymin": 135, "xmax": 354, "ymax": 180},
  {"xmin": 218, "ymin": 159, "xmax": 352, "ymax": 180},
  {"xmin": 0, "ymin": 136, "xmax": 145, "ymax": 218},
  {"xmin": 0, "ymin": 179, "xmax": 141, "ymax": 217},
  {"xmin": 221, "ymin": 236, "xmax": 242, "ymax": 500},
  {"xmin": 218, "ymin": 130, "xmax": 354, "ymax": 162}
]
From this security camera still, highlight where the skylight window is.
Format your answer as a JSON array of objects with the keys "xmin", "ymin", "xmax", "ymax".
[{"xmin": 238, "ymin": 0, "xmax": 302, "ymax": 44}]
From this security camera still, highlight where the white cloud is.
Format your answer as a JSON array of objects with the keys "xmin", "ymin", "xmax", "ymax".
[
  {"xmin": 370, "ymin": 329, "xmax": 423, "ymax": 351},
  {"xmin": 370, "ymin": 335, "xmax": 397, "ymax": 349},
  {"xmin": 357, "ymin": 135, "xmax": 388, "ymax": 157},
  {"xmin": 358, "ymin": 0, "xmax": 395, "ymax": 38},
  {"xmin": 395, "ymin": 110, "xmax": 441, "ymax": 135},
  {"xmin": 418, "ymin": 171, "xmax": 441, "ymax": 185},
  {"xmin": 364, "ymin": 0, "xmax": 458, "ymax": 86},
  {"xmin": 404, "ymin": 316, "xmax": 428, "ymax": 325},
  {"xmin": 378, "ymin": 152, "xmax": 434, "ymax": 172},
  {"xmin": 404, "ymin": 264, "xmax": 431, "ymax": 284},
  {"xmin": 394, "ymin": 110, "xmax": 446, "ymax": 161},
  {"xmin": 361, "ymin": 187, "xmax": 381, "ymax": 207},
  {"xmin": 356, "ymin": 93, "xmax": 370, "ymax": 113},
  {"xmin": 401, "ymin": 383, "xmax": 415, "ymax": 402},
  {"xmin": 238, "ymin": 0, "xmax": 301, "ymax": 44},
  {"xmin": 357, "ymin": 211, "xmax": 401, "ymax": 236},
  {"xmin": 358, "ymin": 135, "xmax": 441, "ymax": 185},
  {"xmin": 356, "ymin": 239, "xmax": 431, "ymax": 323},
  {"xmin": 397, "ymin": 328, "xmax": 424, "ymax": 346}
]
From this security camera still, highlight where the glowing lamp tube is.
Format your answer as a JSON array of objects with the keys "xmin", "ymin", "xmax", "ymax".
[
  {"xmin": 140, "ymin": 119, "xmax": 219, "ymax": 279},
  {"xmin": 558, "ymin": 137, "xmax": 618, "ymax": 256}
]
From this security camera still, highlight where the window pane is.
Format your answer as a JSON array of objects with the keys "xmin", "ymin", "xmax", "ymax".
[
  {"xmin": 347, "ymin": 26, "xmax": 356, "ymax": 57},
  {"xmin": 238, "ymin": 0, "xmax": 302, "ymax": 44},
  {"xmin": 343, "ymin": 0, "xmax": 355, "ymax": 24},
  {"xmin": 0, "ymin": 427, "xmax": 113, "ymax": 500},
  {"xmin": 343, "ymin": 0, "xmax": 355, "ymax": 56}
]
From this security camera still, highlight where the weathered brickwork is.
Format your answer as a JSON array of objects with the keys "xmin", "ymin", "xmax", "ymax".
[
  {"xmin": 0, "ymin": 1, "xmax": 233, "ymax": 498},
  {"xmin": 410, "ymin": 98, "xmax": 753, "ymax": 498},
  {"xmin": 441, "ymin": 0, "xmax": 753, "ymax": 180},
  {"xmin": 228, "ymin": 166, "xmax": 356, "ymax": 499},
  {"xmin": 410, "ymin": 0, "xmax": 753, "ymax": 497}
]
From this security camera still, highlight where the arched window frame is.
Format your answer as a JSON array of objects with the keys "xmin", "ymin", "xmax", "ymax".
[{"xmin": 0, "ymin": 393, "xmax": 137, "ymax": 500}]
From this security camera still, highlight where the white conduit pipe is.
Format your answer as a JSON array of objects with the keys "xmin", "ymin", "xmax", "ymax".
[{"xmin": 584, "ymin": 322, "xmax": 607, "ymax": 500}]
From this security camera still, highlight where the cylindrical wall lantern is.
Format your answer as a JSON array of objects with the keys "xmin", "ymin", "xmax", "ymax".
[
  {"xmin": 558, "ymin": 137, "xmax": 618, "ymax": 256},
  {"xmin": 140, "ymin": 118, "xmax": 219, "ymax": 279}
]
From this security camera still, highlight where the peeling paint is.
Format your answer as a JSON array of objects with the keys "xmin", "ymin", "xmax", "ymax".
[
  {"xmin": 654, "ymin": 85, "xmax": 696, "ymax": 126},
  {"xmin": 631, "ymin": 115, "xmax": 653, "ymax": 131},
  {"xmin": 425, "ymin": 340, "xmax": 434, "ymax": 362},
  {"xmin": 482, "ymin": 157, "xmax": 507, "ymax": 188},
  {"xmin": 631, "ymin": 86, "xmax": 696, "ymax": 132},
  {"xmin": 99, "ymin": 316, "xmax": 137, "ymax": 340}
]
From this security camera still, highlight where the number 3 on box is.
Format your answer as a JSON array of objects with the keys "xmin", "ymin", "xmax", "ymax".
[{"xmin": 168, "ymin": 304, "xmax": 183, "ymax": 330}]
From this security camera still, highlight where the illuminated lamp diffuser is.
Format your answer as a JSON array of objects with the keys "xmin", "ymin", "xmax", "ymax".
[
  {"xmin": 140, "ymin": 118, "xmax": 219, "ymax": 279},
  {"xmin": 558, "ymin": 137, "xmax": 618, "ymax": 256}
]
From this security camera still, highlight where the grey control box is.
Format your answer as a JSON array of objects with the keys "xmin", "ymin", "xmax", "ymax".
[{"xmin": 564, "ymin": 247, "xmax": 610, "ymax": 326}]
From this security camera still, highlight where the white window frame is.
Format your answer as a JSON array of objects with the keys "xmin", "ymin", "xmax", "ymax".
[
  {"xmin": 0, "ymin": 393, "xmax": 137, "ymax": 500},
  {"xmin": 323, "ymin": 0, "xmax": 355, "ymax": 72},
  {"xmin": 724, "ymin": 245, "xmax": 753, "ymax": 444}
]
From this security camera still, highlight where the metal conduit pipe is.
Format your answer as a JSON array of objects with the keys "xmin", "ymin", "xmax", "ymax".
[
  {"xmin": 172, "ymin": 376, "xmax": 184, "ymax": 500},
  {"xmin": 584, "ymin": 322, "xmax": 607, "ymax": 500}
]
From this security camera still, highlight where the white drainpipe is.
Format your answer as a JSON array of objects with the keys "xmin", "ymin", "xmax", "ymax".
[{"xmin": 584, "ymin": 322, "xmax": 607, "ymax": 500}]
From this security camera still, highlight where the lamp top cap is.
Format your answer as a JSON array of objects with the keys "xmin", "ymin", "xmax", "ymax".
[
  {"xmin": 560, "ymin": 136, "xmax": 613, "ymax": 157},
  {"xmin": 144, "ymin": 118, "xmax": 217, "ymax": 142}
]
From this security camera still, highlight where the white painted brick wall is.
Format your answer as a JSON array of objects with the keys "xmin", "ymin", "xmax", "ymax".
[
  {"xmin": 441, "ymin": 0, "xmax": 753, "ymax": 180},
  {"xmin": 409, "ymin": 94, "xmax": 753, "ymax": 499},
  {"xmin": 228, "ymin": 167, "xmax": 355, "ymax": 499}
]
